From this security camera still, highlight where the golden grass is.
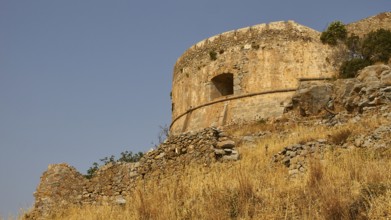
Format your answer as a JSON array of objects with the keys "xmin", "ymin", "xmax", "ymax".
[
  {"xmin": 27, "ymin": 114, "xmax": 391, "ymax": 219},
  {"xmin": 1, "ymin": 210, "xmax": 28, "ymax": 220}
]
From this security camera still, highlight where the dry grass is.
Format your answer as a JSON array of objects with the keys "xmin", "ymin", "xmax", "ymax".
[
  {"xmin": 1, "ymin": 210, "xmax": 28, "ymax": 220},
  {"xmin": 24, "ymin": 114, "xmax": 391, "ymax": 220}
]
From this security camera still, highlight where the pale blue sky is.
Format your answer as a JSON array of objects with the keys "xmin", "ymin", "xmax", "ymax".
[{"xmin": 0, "ymin": 0, "xmax": 389, "ymax": 217}]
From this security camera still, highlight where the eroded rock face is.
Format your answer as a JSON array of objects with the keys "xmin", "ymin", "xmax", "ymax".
[
  {"xmin": 275, "ymin": 65, "xmax": 391, "ymax": 177},
  {"xmin": 339, "ymin": 64, "xmax": 391, "ymax": 112},
  {"xmin": 288, "ymin": 64, "xmax": 391, "ymax": 116},
  {"xmin": 346, "ymin": 12, "xmax": 391, "ymax": 38}
]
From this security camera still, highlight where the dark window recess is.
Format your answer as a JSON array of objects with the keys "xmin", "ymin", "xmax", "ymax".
[{"xmin": 211, "ymin": 73, "xmax": 234, "ymax": 99}]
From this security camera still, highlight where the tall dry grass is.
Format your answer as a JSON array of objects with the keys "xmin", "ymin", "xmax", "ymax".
[
  {"xmin": 27, "ymin": 115, "xmax": 391, "ymax": 219},
  {"xmin": 1, "ymin": 209, "xmax": 29, "ymax": 220}
]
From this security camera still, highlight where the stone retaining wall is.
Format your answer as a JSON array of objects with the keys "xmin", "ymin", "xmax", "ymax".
[{"xmin": 27, "ymin": 128, "xmax": 238, "ymax": 219}]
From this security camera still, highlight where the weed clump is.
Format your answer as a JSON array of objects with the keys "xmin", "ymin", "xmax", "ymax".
[{"xmin": 329, "ymin": 129, "xmax": 351, "ymax": 145}]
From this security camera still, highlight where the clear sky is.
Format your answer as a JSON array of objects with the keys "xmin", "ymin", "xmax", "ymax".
[{"xmin": 0, "ymin": 0, "xmax": 389, "ymax": 217}]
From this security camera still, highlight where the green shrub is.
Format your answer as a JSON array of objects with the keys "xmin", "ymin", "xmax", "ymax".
[
  {"xmin": 320, "ymin": 21, "xmax": 347, "ymax": 45},
  {"xmin": 361, "ymin": 28, "xmax": 391, "ymax": 63},
  {"xmin": 85, "ymin": 162, "xmax": 99, "ymax": 179},
  {"xmin": 118, "ymin": 151, "xmax": 143, "ymax": 163},
  {"xmin": 340, "ymin": 58, "xmax": 371, "ymax": 78}
]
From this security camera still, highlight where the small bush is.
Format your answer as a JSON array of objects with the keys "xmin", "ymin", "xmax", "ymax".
[
  {"xmin": 307, "ymin": 159, "xmax": 324, "ymax": 189},
  {"xmin": 85, "ymin": 162, "xmax": 99, "ymax": 179},
  {"xmin": 322, "ymin": 193, "xmax": 348, "ymax": 220},
  {"xmin": 320, "ymin": 21, "xmax": 347, "ymax": 45},
  {"xmin": 340, "ymin": 58, "xmax": 371, "ymax": 78},
  {"xmin": 209, "ymin": 51, "xmax": 217, "ymax": 61}
]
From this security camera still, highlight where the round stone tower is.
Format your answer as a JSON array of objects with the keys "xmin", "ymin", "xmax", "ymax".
[{"xmin": 170, "ymin": 20, "xmax": 337, "ymax": 135}]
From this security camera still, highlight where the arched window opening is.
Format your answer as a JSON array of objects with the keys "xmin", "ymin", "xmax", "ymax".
[{"xmin": 211, "ymin": 73, "xmax": 234, "ymax": 99}]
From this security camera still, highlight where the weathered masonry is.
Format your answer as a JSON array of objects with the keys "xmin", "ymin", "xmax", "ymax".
[{"xmin": 170, "ymin": 20, "xmax": 337, "ymax": 135}]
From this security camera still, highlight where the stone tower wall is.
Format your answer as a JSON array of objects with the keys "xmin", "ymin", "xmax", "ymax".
[{"xmin": 171, "ymin": 21, "xmax": 337, "ymax": 135}]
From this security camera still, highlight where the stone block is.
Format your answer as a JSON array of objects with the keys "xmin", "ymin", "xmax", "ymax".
[{"xmin": 216, "ymin": 140, "xmax": 235, "ymax": 149}]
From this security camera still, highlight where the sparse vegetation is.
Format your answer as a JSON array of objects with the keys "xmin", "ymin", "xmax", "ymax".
[
  {"xmin": 155, "ymin": 124, "xmax": 169, "ymax": 146},
  {"xmin": 118, "ymin": 151, "xmax": 144, "ymax": 163},
  {"xmin": 84, "ymin": 151, "xmax": 143, "ymax": 179},
  {"xmin": 85, "ymin": 124, "xmax": 169, "ymax": 179}
]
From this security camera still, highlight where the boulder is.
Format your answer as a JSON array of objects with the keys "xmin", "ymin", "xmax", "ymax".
[{"xmin": 291, "ymin": 81, "xmax": 334, "ymax": 116}]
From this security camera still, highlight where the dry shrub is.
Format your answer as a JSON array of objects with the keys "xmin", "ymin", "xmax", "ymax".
[
  {"xmin": 349, "ymin": 183, "xmax": 389, "ymax": 220},
  {"xmin": 203, "ymin": 167, "xmax": 259, "ymax": 219},
  {"xmin": 320, "ymin": 186, "xmax": 351, "ymax": 220},
  {"xmin": 367, "ymin": 189, "xmax": 391, "ymax": 219},
  {"xmin": 329, "ymin": 129, "xmax": 351, "ymax": 145},
  {"xmin": 305, "ymin": 158, "xmax": 350, "ymax": 219},
  {"xmin": 307, "ymin": 159, "xmax": 324, "ymax": 190},
  {"xmin": 136, "ymin": 189, "xmax": 160, "ymax": 220}
]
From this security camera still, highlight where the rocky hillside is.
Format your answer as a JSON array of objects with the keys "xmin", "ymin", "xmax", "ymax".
[
  {"xmin": 346, "ymin": 12, "xmax": 391, "ymax": 38},
  {"xmin": 288, "ymin": 64, "xmax": 391, "ymax": 116},
  {"xmin": 25, "ymin": 64, "xmax": 391, "ymax": 220}
]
